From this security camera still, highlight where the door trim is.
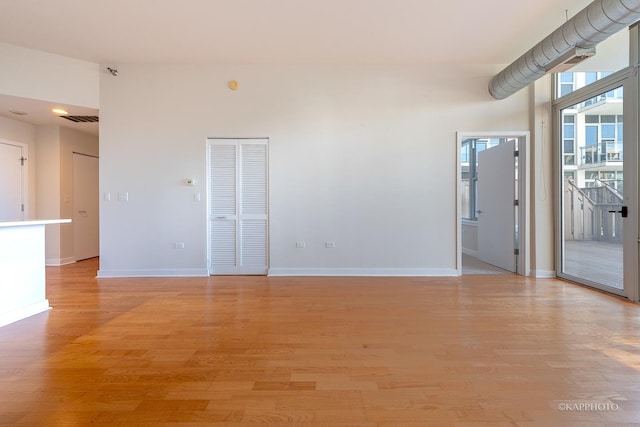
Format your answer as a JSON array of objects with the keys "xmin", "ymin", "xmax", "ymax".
[
  {"xmin": 456, "ymin": 131, "xmax": 530, "ymax": 276},
  {"xmin": 627, "ymin": 24, "xmax": 640, "ymax": 303}
]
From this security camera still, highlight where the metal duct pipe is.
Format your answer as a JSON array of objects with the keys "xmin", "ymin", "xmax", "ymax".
[{"xmin": 489, "ymin": 0, "xmax": 640, "ymax": 100}]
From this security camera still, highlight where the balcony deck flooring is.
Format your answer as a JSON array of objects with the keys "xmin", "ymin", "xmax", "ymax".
[{"xmin": 564, "ymin": 240, "xmax": 623, "ymax": 290}]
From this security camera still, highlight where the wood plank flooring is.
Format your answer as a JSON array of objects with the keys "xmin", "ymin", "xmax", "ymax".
[{"xmin": 1, "ymin": 258, "xmax": 640, "ymax": 426}]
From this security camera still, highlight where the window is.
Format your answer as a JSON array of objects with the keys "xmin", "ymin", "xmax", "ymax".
[
  {"xmin": 563, "ymin": 122, "xmax": 575, "ymax": 138},
  {"xmin": 586, "ymin": 126, "xmax": 599, "ymax": 146},
  {"xmin": 559, "ymin": 72, "xmax": 575, "ymax": 97},
  {"xmin": 575, "ymin": 114, "xmax": 624, "ymax": 165},
  {"xmin": 562, "ymin": 114, "xmax": 576, "ymax": 166},
  {"xmin": 556, "ymin": 72, "xmax": 625, "ymax": 99},
  {"xmin": 460, "ymin": 138, "xmax": 510, "ymax": 221},
  {"xmin": 461, "ymin": 143, "xmax": 469, "ymax": 163},
  {"xmin": 601, "ymin": 123, "xmax": 615, "ymax": 139}
]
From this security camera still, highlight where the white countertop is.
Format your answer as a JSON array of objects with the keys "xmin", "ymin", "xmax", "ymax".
[{"xmin": 0, "ymin": 219, "xmax": 72, "ymax": 228}]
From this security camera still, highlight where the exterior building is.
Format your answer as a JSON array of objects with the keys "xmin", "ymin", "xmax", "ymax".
[{"xmin": 560, "ymin": 72, "xmax": 624, "ymax": 244}]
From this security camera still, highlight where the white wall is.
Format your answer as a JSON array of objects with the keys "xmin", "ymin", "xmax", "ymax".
[
  {"xmin": 31, "ymin": 125, "xmax": 99, "ymax": 265},
  {"xmin": 0, "ymin": 45, "xmax": 101, "ymax": 265},
  {"xmin": 530, "ymin": 76, "xmax": 556, "ymax": 278},
  {"xmin": 0, "ymin": 118, "xmax": 98, "ymax": 265},
  {"xmin": 98, "ymin": 64, "xmax": 533, "ymax": 277},
  {"xmin": 0, "ymin": 43, "xmax": 99, "ymax": 108},
  {"xmin": 35, "ymin": 125, "xmax": 62, "ymax": 263}
]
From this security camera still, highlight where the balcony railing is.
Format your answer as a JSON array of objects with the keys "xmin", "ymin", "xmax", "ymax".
[
  {"xmin": 580, "ymin": 144, "xmax": 623, "ymax": 165},
  {"xmin": 565, "ymin": 179, "xmax": 623, "ymax": 243}
]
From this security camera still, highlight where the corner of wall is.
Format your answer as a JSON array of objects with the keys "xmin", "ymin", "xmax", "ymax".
[
  {"xmin": 35, "ymin": 125, "xmax": 62, "ymax": 260},
  {"xmin": 529, "ymin": 74, "xmax": 555, "ymax": 276}
]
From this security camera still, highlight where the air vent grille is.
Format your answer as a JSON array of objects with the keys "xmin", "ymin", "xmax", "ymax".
[{"xmin": 60, "ymin": 115, "xmax": 99, "ymax": 123}]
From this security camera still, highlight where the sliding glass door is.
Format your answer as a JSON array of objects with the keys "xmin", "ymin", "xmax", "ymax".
[
  {"xmin": 554, "ymin": 25, "xmax": 640, "ymax": 301},
  {"xmin": 558, "ymin": 83, "xmax": 625, "ymax": 293}
]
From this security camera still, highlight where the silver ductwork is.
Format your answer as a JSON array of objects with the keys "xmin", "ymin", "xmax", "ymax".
[{"xmin": 489, "ymin": 0, "xmax": 640, "ymax": 100}]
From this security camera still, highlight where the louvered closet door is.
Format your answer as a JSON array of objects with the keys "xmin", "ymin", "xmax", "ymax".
[{"xmin": 208, "ymin": 138, "xmax": 268, "ymax": 275}]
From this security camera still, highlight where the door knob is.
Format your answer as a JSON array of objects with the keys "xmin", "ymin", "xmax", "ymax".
[{"xmin": 608, "ymin": 206, "xmax": 628, "ymax": 218}]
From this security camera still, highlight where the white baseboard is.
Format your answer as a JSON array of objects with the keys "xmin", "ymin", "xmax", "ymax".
[
  {"xmin": 532, "ymin": 270, "xmax": 556, "ymax": 278},
  {"xmin": 268, "ymin": 268, "xmax": 458, "ymax": 277},
  {"xmin": 46, "ymin": 257, "xmax": 76, "ymax": 266},
  {"xmin": 0, "ymin": 300, "xmax": 50, "ymax": 328},
  {"xmin": 96, "ymin": 268, "xmax": 209, "ymax": 278},
  {"xmin": 96, "ymin": 266, "xmax": 461, "ymax": 278}
]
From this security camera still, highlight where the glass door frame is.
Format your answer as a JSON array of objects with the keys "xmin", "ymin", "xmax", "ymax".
[{"xmin": 553, "ymin": 29, "xmax": 639, "ymax": 300}]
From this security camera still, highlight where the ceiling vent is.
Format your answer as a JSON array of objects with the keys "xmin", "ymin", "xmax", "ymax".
[
  {"xmin": 544, "ymin": 47, "xmax": 596, "ymax": 73},
  {"xmin": 59, "ymin": 115, "xmax": 99, "ymax": 123}
]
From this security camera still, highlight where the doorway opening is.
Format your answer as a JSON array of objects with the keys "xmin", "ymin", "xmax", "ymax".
[
  {"xmin": 554, "ymin": 72, "xmax": 628, "ymax": 296},
  {"xmin": 456, "ymin": 132, "xmax": 529, "ymax": 276},
  {"xmin": 72, "ymin": 152, "xmax": 99, "ymax": 261}
]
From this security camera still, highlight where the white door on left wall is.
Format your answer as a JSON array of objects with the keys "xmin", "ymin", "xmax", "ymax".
[
  {"xmin": 477, "ymin": 140, "xmax": 517, "ymax": 272},
  {"xmin": 73, "ymin": 153, "xmax": 99, "ymax": 260},
  {"xmin": 0, "ymin": 141, "xmax": 26, "ymax": 221}
]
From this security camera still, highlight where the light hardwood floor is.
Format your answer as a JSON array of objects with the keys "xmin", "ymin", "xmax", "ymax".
[{"xmin": 1, "ymin": 258, "xmax": 640, "ymax": 426}]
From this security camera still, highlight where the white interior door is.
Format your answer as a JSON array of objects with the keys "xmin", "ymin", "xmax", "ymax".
[
  {"xmin": 0, "ymin": 141, "xmax": 26, "ymax": 221},
  {"xmin": 477, "ymin": 140, "xmax": 516, "ymax": 272},
  {"xmin": 73, "ymin": 153, "xmax": 99, "ymax": 260},
  {"xmin": 208, "ymin": 138, "xmax": 268, "ymax": 275}
]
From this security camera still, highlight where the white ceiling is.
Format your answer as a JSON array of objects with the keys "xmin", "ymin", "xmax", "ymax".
[
  {"xmin": 0, "ymin": 0, "xmax": 593, "ymax": 134},
  {"xmin": 0, "ymin": 0, "xmax": 593, "ymax": 65}
]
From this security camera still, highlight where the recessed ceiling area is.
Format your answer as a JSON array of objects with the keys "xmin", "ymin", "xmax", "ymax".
[{"xmin": 0, "ymin": 94, "xmax": 98, "ymax": 135}]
